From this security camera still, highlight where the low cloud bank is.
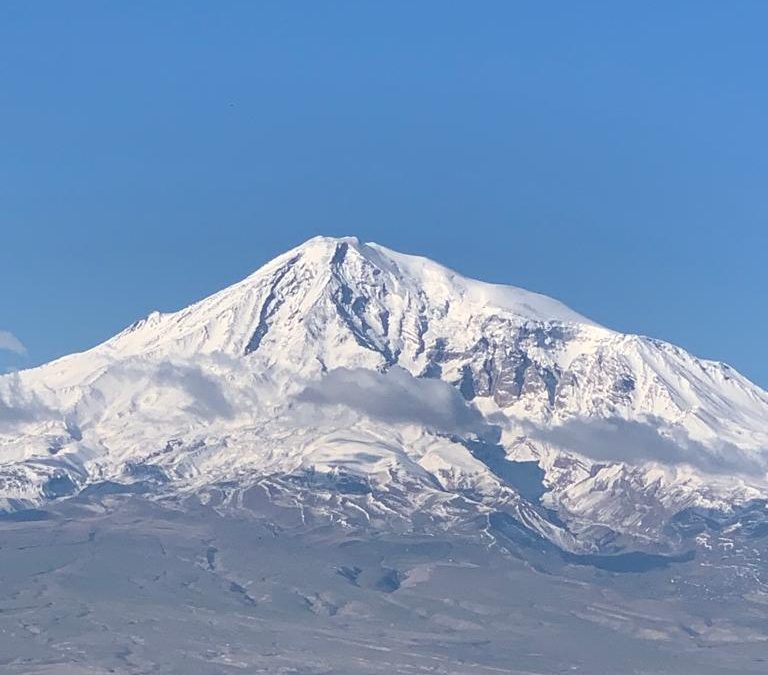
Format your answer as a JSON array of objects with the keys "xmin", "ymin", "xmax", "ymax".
[
  {"xmin": 526, "ymin": 416, "xmax": 767, "ymax": 476},
  {"xmin": 153, "ymin": 361, "xmax": 235, "ymax": 419},
  {"xmin": 299, "ymin": 366, "xmax": 495, "ymax": 439},
  {"xmin": 0, "ymin": 373, "xmax": 53, "ymax": 427},
  {"xmin": 300, "ymin": 369, "xmax": 766, "ymax": 476}
]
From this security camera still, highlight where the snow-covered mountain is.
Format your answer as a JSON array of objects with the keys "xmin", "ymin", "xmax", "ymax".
[{"xmin": 2, "ymin": 236, "xmax": 767, "ymax": 558}]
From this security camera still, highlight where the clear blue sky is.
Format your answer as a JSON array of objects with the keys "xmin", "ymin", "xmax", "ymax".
[{"xmin": 2, "ymin": 2, "xmax": 767, "ymax": 385}]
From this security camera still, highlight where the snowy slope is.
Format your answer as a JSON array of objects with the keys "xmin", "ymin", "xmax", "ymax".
[{"xmin": 1, "ymin": 235, "xmax": 767, "ymax": 552}]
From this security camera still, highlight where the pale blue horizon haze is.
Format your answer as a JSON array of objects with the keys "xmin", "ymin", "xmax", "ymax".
[{"xmin": 1, "ymin": 2, "xmax": 767, "ymax": 386}]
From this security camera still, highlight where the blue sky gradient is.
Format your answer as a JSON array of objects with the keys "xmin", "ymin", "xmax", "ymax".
[{"xmin": 2, "ymin": 2, "xmax": 767, "ymax": 385}]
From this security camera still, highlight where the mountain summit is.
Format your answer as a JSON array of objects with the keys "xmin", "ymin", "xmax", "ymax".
[
  {"xmin": 103, "ymin": 234, "xmax": 597, "ymax": 363},
  {"xmin": 1, "ymin": 236, "xmax": 767, "ymax": 559}
]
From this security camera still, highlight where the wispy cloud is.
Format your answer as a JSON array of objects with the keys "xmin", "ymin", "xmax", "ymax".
[{"xmin": 0, "ymin": 330, "xmax": 26, "ymax": 356}]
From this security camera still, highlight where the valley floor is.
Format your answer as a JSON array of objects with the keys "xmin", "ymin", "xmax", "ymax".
[{"xmin": 0, "ymin": 496, "xmax": 766, "ymax": 675}]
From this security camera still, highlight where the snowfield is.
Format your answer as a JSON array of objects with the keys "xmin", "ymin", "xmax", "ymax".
[{"xmin": 2, "ymin": 236, "xmax": 768, "ymax": 672}]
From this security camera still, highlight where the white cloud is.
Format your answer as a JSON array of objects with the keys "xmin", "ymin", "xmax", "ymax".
[
  {"xmin": 298, "ymin": 366, "xmax": 495, "ymax": 439},
  {"xmin": 524, "ymin": 416, "xmax": 767, "ymax": 477},
  {"xmin": 0, "ymin": 330, "xmax": 26, "ymax": 355}
]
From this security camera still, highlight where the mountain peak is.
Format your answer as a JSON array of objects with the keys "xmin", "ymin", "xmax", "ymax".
[
  {"xmin": 281, "ymin": 235, "xmax": 599, "ymax": 324},
  {"xmin": 98, "ymin": 236, "xmax": 601, "ymax": 365}
]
